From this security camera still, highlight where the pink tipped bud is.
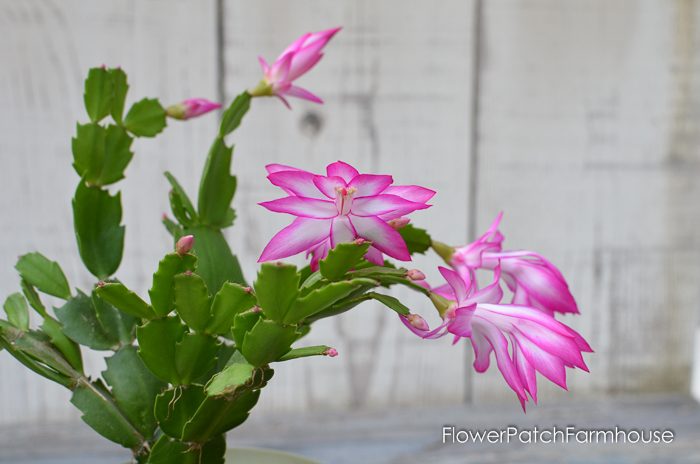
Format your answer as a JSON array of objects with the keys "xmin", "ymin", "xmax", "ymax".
[
  {"xmin": 96, "ymin": 281, "xmax": 106, "ymax": 288},
  {"xmin": 161, "ymin": 213, "xmax": 169, "ymax": 221},
  {"xmin": 243, "ymin": 286, "xmax": 253, "ymax": 293},
  {"xmin": 407, "ymin": 314, "xmax": 429, "ymax": 331},
  {"xmin": 353, "ymin": 238, "xmax": 368, "ymax": 245},
  {"xmin": 406, "ymin": 269, "xmax": 426, "ymax": 281},
  {"xmin": 176, "ymin": 235, "xmax": 195, "ymax": 255},
  {"xmin": 324, "ymin": 347, "xmax": 339, "ymax": 357},
  {"xmin": 251, "ymin": 305, "xmax": 262, "ymax": 313},
  {"xmin": 166, "ymin": 98, "xmax": 222, "ymax": 120},
  {"xmin": 388, "ymin": 217, "xmax": 411, "ymax": 229}
]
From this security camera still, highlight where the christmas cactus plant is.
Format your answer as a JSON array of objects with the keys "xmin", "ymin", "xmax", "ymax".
[{"xmin": 0, "ymin": 28, "xmax": 591, "ymax": 463}]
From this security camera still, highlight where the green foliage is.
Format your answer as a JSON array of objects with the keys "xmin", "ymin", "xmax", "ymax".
[
  {"xmin": 173, "ymin": 272, "xmax": 211, "ymax": 332},
  {"xmin": 398, "ymin": 224, "xmax": 432, "ymax": 255},
  {"xmin": 219, "ymin": 91, "xmax": 252, "ymax": 137},
  {"xmin": 253, "ymin": 263, "xmax": 299, "ymax": 323},
  {"xmin": 3, "ymin": 293, "xmax": 29, "ymax": 331},
  {"xmin": 365, "ymin": 292, "xmax": 410, "ymax": 315},
  {"xmin": 83, "ymin": 67, "xmax": 114, "ymax": 123},
  {"xmin": 103, "ymin": 346, "xmax": 164, "ymax": 437},
  {"xmin": 97, "ymin": 283, "xmax": 154, "ymax": 320},
  {"xmin": 231, "ymin": 310, "xmax": 261, "ymax": 348},
  {"xmin": 184, "ymin": 226, "xmax": 245, "ymax": 291},
  {"xmin": 73, "ymin": 183, "xmax": 125, "ymax": 279},
  {"xmin": 136, "ymin": 317, "xmax": 219, "ymax": 385},
  {"xmin": 108, "ymin": 68, "xmax": 129, "ymax": 123},
  {"xmin": 319, "ymin": 241, "xmax": 371, "ymax": 281},
  {"xmin": 149, "ymin": 253, "xmax": 197, "ymax": 317},
  {"xmin": 40, "ymin": 317, "xmax": 84, "ymax": 371},
  {"xmin": 71, "ymin": 380, "xmax": 144, "ymax": 449},
  {"xmin": 148, "ymin": 433, "xmax": 226, "ymax": 464},
  {"xmin": 240, "ymin": 319, "xmax": 299, "ymax": 366},
  {"xmin": 165, "ymin": 172, "xmax": 198, "ymax": 227},
  {"xmin": 124, "ymin": 98, "xmax": 166, "ymax": 137},
  {"xmin": 279, "ymin": 345, "xmax": 333, "ymax": 362},
  {"xmin": 197, "ymin": 138, "xmax": 237, "ymax": 227},
  {"xmin": 207, "ymin": 282, "xmax": 256, "ymax": 335},
  {"xmin": 55, "ymin": 290, "xmax": 135, "ymax": 351},
  {"xmin": 284, "ymin": 278, "xmax": 376, "ymax": 324},
  {"xmin": 72, "ymin": 124, "xmax": 133, "ymax": 186},
  {"xmin": 15, "ymin": 252, "xmax": 71, "ymax": 300}
]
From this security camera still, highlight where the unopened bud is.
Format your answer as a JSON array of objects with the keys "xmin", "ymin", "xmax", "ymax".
[
  {"xmin": 388, "ymin": 217, "xmax": 411, "ymax": 229},
  {"xmin": 166, "ymin": 98, "xmax": 222, "ymax": 120},
  {"xmin": 324, "ymin": 347, "xmax": 338, "ymax": 357},
  {"xmin": 96, "ymin": 281, "xmax": 106, "ymax": 288},
  {"xmin": 176, "ymin": 235, "xmax": 194, "ymax": 255},
  {"xmin": 406, "ymin": 314, "xmax": 429, "ymax": 331},
  {"xmin": 353, "ymin": 238, "xmax": 368, "ymax": 245},
  {"xmin": 251, "ymin": 305, "xmax": 262, "ymax": 313},
  {"xmin": 406, "ymin": 269, "xmax": 426, "ymax": 281},
  {"xmin": 243, "ymin": 286, "xmax": 253, "ymax": 293}
]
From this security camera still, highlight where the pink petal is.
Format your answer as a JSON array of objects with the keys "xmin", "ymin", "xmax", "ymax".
[
  {"xmin": 286, "ymin": 47, "xmax": 324, "ymax": 81},
  {"xmin": 446, "ymin": 305, "xmax": 476, "ymax": 338},
  {"xmin": 265, "ymin": 163, "xmax": 303, "ymax": 174},
  {"xmin": 383, "ymin": 185, "xmax": 436, "ymax": 203},
  {"xmin": 270, "ymin": 52, "xmax": 293, "ymax": 84},
  {"xmin": 471, "ymin": 316, "xmax": 528, "ymax": 409},
  {"xmin": 364, "ymin": 246, "xmax": 385, "ymax": 266},
  {"xmin": 350, "ymin": 215, "xmax": 410, "ymax": 261},
  {"xmin": 349, "ymin": 174, "xmax": 393, "ymax": 196},
  {"xmin": 438, "ymin": 266, "xmax": 471, "ymax": 305},
  {"xmin": 308, "ymin": 239, "xmax": 330, "ymax": 272},
  {"xmin": 283, "ymin": 85, "xmax": 324, "ymax": 104},
  {"xmin": 279, "ymin": 32, "xmax": 312, "ymax": 58},
  {"xmin": 512, "ymin": 337, "xmax": 538, "ymax": 403},
  {"xmin": 313, "ymin": 175, "xmax": 347, "ymax": 198},
  {"xmin": 326, "ymin": 161, "xmax": 359, "ymax": 182},
  {"xmin": 268, "ymin": 170, "xmax": 326, "ymax": 199},
  {"xmin": 259, "ymin": 217, "xmax": 330, "ymax": 262},
  {"xmin": 259, "ymin": 197, "xmax": 337, "ymax": 219},
  {"xmin": 258, "ymin": 56, "xmax": 271, "ymax": 75},
  {"xmin": 462, "ymin": 266, "xmax": 503, "ymax": 305},
  {"xmin": 330, "ymin": 216, "xmax": 356, "ymax": 247},
  {"xmin": 512, "ymin": 330, "xmax": 568, "ymax": 390},
  {"xmin": 351, "ymin": 194, "xmax": 429, "ymax": 217}
]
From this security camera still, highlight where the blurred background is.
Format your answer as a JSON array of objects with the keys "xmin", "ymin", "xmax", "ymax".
[{"xmin": 1, "ymin": 0, "xmax": 700, "ymax": 462}]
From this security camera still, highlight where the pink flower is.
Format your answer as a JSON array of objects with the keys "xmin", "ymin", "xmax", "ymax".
[
  {"xmin": 402, "ymin": 267, "xmax": 592, "ymax": 411},
  {"xmin": 258, "ymin": 161, "xmax": 435, "ymax": 266},
  {"xmin": 175, "ymin": 235, "xmax": 195, "ymax": 255},
  {"xmin": 165, "ymin": 98, "xmax": 221, "ymax": 120},
  {"xmin": 451, "ymin": 213, "xmax": 579, "ymax": 316},
  {"xmin": 252, "ymin": 27, "xmax": 341, "ymax": 108}
]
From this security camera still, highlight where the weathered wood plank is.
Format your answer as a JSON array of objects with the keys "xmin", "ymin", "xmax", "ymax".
[
  {"xmin": 222, "ymin": 0, "xmax": 477, "ymax": 412},
  {"xmin": 0, "ymin": 0, "xmax": 219, "ymax": 424},
  {"xmin": 472, "ymin": 0, "xmax": 700, "ymax": 403}
]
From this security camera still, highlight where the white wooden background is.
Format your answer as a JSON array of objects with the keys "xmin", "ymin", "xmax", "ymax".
[{"xmin": 0, "ymin": 0, "xmax": 698, "ymax": 425}]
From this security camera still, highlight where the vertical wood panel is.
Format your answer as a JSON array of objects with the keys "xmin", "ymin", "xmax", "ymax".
[
  {"xmin": 473, "ymin": 0, "xmax": 700, "ymax": 403},
  {"xmin": 0, "ymin": 0, "xmax": 219, "ymax": 424},
  {"xmin": 223, "ymin": 0, "xmax": 477, "ymax": 412}
]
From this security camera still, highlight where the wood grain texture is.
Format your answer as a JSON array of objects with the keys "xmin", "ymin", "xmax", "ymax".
[
  {"xmin": 472, "ymin": 0, "xmax": 700, "ymax": 403},
  {"xmin": 0, "ymin": 0, "xmax": 219, "ymax": 424},
  {"xmin": 221, "ymin": 0, "xmax": 477, "ymax": 412}
]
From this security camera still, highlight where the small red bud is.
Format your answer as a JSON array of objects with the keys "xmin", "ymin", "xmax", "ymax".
[
  {"xmin": 96, "ymin": 281, "xmax": 106, "ymax": 288},
  {"xmin": 251, "ymin": 305, "xmax": 262, "ymax": 313},
  {"xmin": 176, "ymin": 235, "xmax": 195, "ymax": 255},
  {"xmin": 324, "ymin": 348, "xmax": 338, "ymax": 357},
  {"xmin": 407, "ymin": 314, "xmax": 429, "ymax": 331},
  {"xmin": 406, "ymin": 269, "xmax": 426, "ymax": 281},
  {"xmin": 388, "ymin": 217, "xmax": 410, "ymax": 230}
]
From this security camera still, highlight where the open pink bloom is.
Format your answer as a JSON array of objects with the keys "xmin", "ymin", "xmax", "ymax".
[
  {"xmin": 401, "ymin": 267, "xmax": 592, "ymax": 411},
  {"xmin": 451, "ymin": 213, "xmax": 579, "ymax": 316},
  {"xmin": 256, "ymin": 27, "xmax": 341, "ymax": 108},
  {"xmin": 258, "ymin": 161, "xmax": 435, "ymax": 266}
]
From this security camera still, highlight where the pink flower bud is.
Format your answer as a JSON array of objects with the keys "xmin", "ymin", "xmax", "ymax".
[
  {"xmin": 251, "ymin": 305, "xmax": 262, "ymax": 313},
  {"xmin": 166, "ymin": 98, "xmax": 221, "ymax": 120},
  {"xmin": 176, "ymin": 235, "xmax": 195, "ymax": 255},
  {"xmin": 407, "ymin": 314, "xmax": 429, "ymax": 331},
  {"xmin": 353, "ymin": 238, "xmax": 368, "ymax": 245},
  {"xmin": 406, "ymin": 269, "xmax": 426, "ymax": 281},
  {"xmin": 324, "ymin": 347, "xmax": 339, "ymax": 357},
  {"xmin": 388, "ymin": 217, "xmax": 411, "ymax": 229}
]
